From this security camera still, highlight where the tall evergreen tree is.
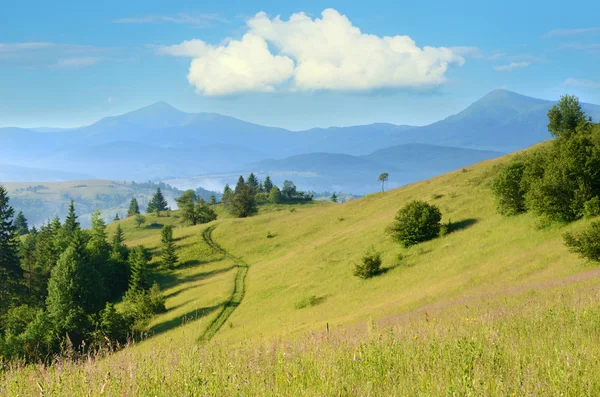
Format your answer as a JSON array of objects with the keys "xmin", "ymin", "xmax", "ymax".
[
  {"xmin": 15, "ymin": 211, "xmax": 29, "ymax": 235},
  {"xmin": 222, "ymin": 184, "xmax": 234, "ymax": 210},
  {"xmin": 127, "ymin": 198, "xmax": 140, "ymax": 217},
  {"xmin": 263, "ymin": 176, "xmax": 274, "ymax": 193},
  {"xmin": 160, "ymin": 225, "xmax": 178, "ymax": 270},
  {"xmin": 128, "ymin": 246, "xmax": 151, "ymax": 292},
  {"xmin": 64, "ymin": 200, "xmax": 80, "ymax": 238},
  {"xmin": 235, "ymin": 176, "xmax": 246, "ymax": 194},
  {"xmin": 147, "ymin": 188, "xmax": 168, "ymax": 216},
  {"xmin": 331, "ymin": 193, "xmax": 338, "ymax": 203},
  {"xmin": 46, "ymin": 231, "xmax": 104, "ymax": 344},
  {"xmin": 114, "ymin": 213, "xmax": 120, "ymax": 221},
  {"xmin": 209, "ymin": 194, "xmax": 217, "ymax": 205},
  {"xmin": 247, "ymin": 173, "xmax": 259, "ymax": 193},
  {"xmin": 0, "ymin": 185, "xmax": 25, "ymax": 316},
  {"xmin": 108, "ymin": 224, "xmax": 130, "ymax": 299},
  {"xmin": 112, "ymin": 224, "xmax": 126, "ymax": 255}
]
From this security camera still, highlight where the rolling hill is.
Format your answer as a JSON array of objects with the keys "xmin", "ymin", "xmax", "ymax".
[
  {"xmin": 2, "ymin": 90, "xmax": 599, "ymax": 184},
  {"xmin": 4, "ymin": 144, "xmax": 600, "ymax": 395}
]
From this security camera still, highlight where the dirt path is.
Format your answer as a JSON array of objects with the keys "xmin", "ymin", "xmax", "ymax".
[{"xmin": 198, "ymin": 225, "xmax": 249, "ymax": 342}]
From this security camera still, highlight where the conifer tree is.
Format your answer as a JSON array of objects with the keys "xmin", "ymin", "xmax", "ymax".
[
  {"xmin": 15, "ymin": 211, "xmax": 29, "ymax": 235},
  {"xmin": 209, "ymin": 194, "xmax": 217, "ymax": 205},
  {"xmin": 263, "ymin": 176, "xmax": 273, "ymax": 193},
  {"xmin": 235, "ymin": 176, "xmax": 246, "ymax": 194},
  {"xmin": 0, "ymin": 185, "xmax": 25, "ymax": 315},
  {"xmin": 64, "ymin": 200, "xmax": 80, "ymax": 238},
  {"xmin": 222, "ymin": 184, "xmax": 233, "ymax": 210},
  {"xmin": 147, "ymin": 188, "xmax": 168, "ymax": 216},
  {"xmin": 247, "ymin": 173, "xmax": 259, "ymax": 193},
  {"xmin": 127, "ymin": 198, "xmax": 140, "ymax": 217},
  {"xmin": 112, "ymin": 224, "xmax": 125, "ymax": 254},
  {"xmin": 331, "ymin": 192, "xmax": 338, "ymax": 203},
  {"xmin": 114, "ymin": 213, "xmax": 120, "ymax": 221},
  {"xmin": 230, "ymin": 184, "xmax": 258, "ymax": 218},
  {"xmin": 160, "ymin": 225, "xmax": 178, "ymax": 270},
  {"xmin": 128, "ymin": 246, "xmax": 151, "ymax": 292},
  {"xmin": 46, "ymin": 231, "xmax": 104, "ymax": 344}
]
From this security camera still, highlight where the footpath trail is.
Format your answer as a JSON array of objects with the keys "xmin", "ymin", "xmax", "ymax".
[{"xmin": 198, "ymin": 225, "xmax": 249, "ymax": 342}]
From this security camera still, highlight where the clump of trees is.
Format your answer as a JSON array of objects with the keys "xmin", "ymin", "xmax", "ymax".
[
  {"xmin": 175, "ymin": 190, "xmax": 217, "ymax": 225},
  {"xmin": 0, "ymin": 186, "xmax": 166, "ymax": 362},
  {"xmin": 389, "ymin": 200, "xmax": 443, "ymax": 247},
  {"xmin": 222, "ymin": 174, "xmax": 312, "ymax": 218},
  {"xmin": 564, "ymin": 222, "xmax": 600, "ymax": 262},
  {"xmin": 491, "ymin": 95, "xmax": 600, "ymax": 223}
]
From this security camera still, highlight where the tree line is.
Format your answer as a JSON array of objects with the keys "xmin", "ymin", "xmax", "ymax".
[{"xmin": 0, "ymin": 191, "xmax": 168, "ymax": 362}]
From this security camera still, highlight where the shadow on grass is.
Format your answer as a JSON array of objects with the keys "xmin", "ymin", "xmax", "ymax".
[
  {"xmin": 146, "ymin": 223, "xmax": 164, "ymax": 229},
  {"xmin": 448, "ymin": 218, "xmax": 478, "ymax": 233},
  {"xmin": 178, "ymin": 258, "xmax": 214, "ymax": 269},
  {"xmin": 155, "ymin": 265, "xmax": 237, "ymax": 290},
  {"xmin": 147, "ymin": 304, "xmax": 223, "ymax": 337}
]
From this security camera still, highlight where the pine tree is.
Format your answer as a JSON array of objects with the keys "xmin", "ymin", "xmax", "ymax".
[
  {"xmin": 160, "ymin": 225, "xmax": 178, "ymax": 270},
  {"xmin": 108, "ymin": 224, "xmax": 130, "ymax": 299},
  {"xmin": 147, "ymin": 188, "xmax": 168, "ymax": 216},
  {"xmin": 114, "ymin": 213, "xmax": 120, "ymax": 221},
  {"xmin": 128, "ymin": 246, "xmax": 151, "ymax": 292},
  {"xmin": 222, "ymin": 184, "xmax": 233, "ymax": 210},
  {"xmin": 127, "ymin": 198, "xmax": 140, "ymax": 217},
  {"xmin": 263, "ymin": 176, "xmax": 274, "ymax": 193},
  {"xmin": 112, "ymin": 224, "xmax": 125, "ymax": 254},
  {"xmin": 331, "ymin": 193, "xmax": 338, "ymax": 203},
  {"xmin": 235, "ymin": 176, "xmax": 246, "ymax": 194},
  {"xmin": 209, "ymin": 194, "xmax": 217, "ymax": 205},
  {"xmin": 0, "ymin": 185, "xmax": 25, "ymax": 315},
  {"xmin": 64, "ymin": 200, "xmax": 80, "ymax": 238},
  {"xmin": 46, "ymin": 231, "xmax": 104, "ymax": 344},
  {"xmin": 15, "ymin": 211, "xmax": 29, "ymax": 235},
  {"xmin": 247, "ymin": 173, "xmax": 259, "ymax": 193}
]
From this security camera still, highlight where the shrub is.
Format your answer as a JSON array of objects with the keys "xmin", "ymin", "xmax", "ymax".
[
  {"xmin": 564, "ymin": 221, "xmax": 600, "ymax": 262},
  {"xmin": 389, "ymin": 200, "xmax": 442, "ymax": 247},
  {"xmin": 583, "ymin": 197, "xmax": 600, "ymax": 219},
  {"xmin": 121, "ymin": 282, "xmax": 167, "ymax": 332},
  {"xmin": 266, "ymin": 231, "xmax": 276, "ymax": 239},
  {"xmin": 353, "ymin": 247, "xmax": 382, "ymax": 279},
  {"xmin": 491, "ymin": 162, "xmax": 527, "ymax": 216},
  {"xmin": 295, "ymin": 295, "xmax": 323, "ymax": 309}
]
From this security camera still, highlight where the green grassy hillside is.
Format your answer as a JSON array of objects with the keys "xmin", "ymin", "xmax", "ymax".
[{"xmin": 3, "ymin": 147, "xmax": 600, "ymax": 396}]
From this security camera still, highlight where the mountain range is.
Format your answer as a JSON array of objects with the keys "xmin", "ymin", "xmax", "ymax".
[{"xmin": 2, "ymin": 89, "xmax": 599, "ymax": 193}]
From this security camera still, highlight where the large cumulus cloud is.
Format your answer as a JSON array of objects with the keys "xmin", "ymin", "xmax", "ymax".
[{"xmin": 158, "ymin": 9, "xmax": 465, "ymax": 96}]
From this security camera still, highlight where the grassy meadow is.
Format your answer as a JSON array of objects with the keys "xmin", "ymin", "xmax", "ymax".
[{"xmin": 3, "ymin": 147, "xmax": 600, "ymax": 395}]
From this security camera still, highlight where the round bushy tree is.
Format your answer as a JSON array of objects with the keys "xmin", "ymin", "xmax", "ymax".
[
  {"xmin": 491, "ymin": 162, "xmax": 527, "ymax": 216},
  {"xmin": 390, "ymin": 200, "xmax": 442, "ymax": 247}
]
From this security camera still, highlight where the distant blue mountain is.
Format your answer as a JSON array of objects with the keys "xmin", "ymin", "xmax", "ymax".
[{"xmin": 1, "ymin": 89, "xmax": 598, "ymax": 184}]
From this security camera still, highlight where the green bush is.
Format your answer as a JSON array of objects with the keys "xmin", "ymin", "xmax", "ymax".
[
  {"xmin": 353, "ymin": 247, "xmax": 382, "ymax": 279},
  {"xmin": 389, "ymin": 200, "xmax": 442, "ymax": 247},
  {"xmin": 121, "ymin": 282, "xmax": 166, "ymax": 332},
  {"xmin": 564, "ymin": 221, "xmax": 600, "ymax": 262},
  {"xmin": 583, "ymin": 197, "xmax": 600, "ymax": 219},
  {"xmin": 491, "ymin": 162, "xmax": 526, "ymax": 216},
  {"xmin": 295, "ymin": 295, "xmax": 324, "ymax": 309}
]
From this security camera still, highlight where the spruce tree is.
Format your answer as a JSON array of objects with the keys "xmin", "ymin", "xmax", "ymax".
[
  {"xmin": 147, "ymin": 188, "xmax": 168, "ymax": 216},
  {"xmin": 160, "ymin": 225, "xmax": 178, "ymax": 270},
  {"xmin": 209, "ymin": 194, "xmax": 217, "ymax": 205},
  {"xmin": 114, "ymin": 213, "xmax": 120, "ymax": 221},
  {"xmin": 247, "ymin": 173, "xmax": 259, "ymax": 193},
  {"xmin": 128, "ymin": 246, "xmax": 151, "ymax": 292},
  {"xmin": 331, "ymin": 193, "xmax": 338, "ymax": 203},
  {"xmin": 222, "ymin": 184, "xmax": 233, "ymax": 210},
  {"xmin": 112, "ymin": 224, "xmax": 126, "ymax": 254},
  {"xmin": 15, "ymin": 211, "xmax": 29, "ymax": 235},
  {"xmin": 234, "ymin": 176, "xmax": 246, "ymax": 194},
  {"xmin": 0, "ymin": 185, "xmax": 25, "ymax": 315},
  {"xmin": 263, "ymin": 176, "xmax": 274, "ymax": 193},
  {"xmin": 127, "ymin": 198, "xmax": 140, "ymax": 217},
  {"xmin": 46, "ymin": 231, "xmax": 104, "ymax": 344},
  {"xmin": 64, "ymin": 200, "xmax": 80, "ymax": 238}
]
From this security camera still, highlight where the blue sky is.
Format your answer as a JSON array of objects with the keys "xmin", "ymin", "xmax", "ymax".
[{"xmin": 1, "ymin": 0, "xmax": 599, "ymax": 129}]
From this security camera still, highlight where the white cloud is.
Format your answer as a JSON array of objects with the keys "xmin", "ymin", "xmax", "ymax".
[
  {"xmin": 53, "ymin": 57, "xmax": 102, "ymax": 69},
  {"xmin": 493, "ymin": 61, "xmax": 531, "ymax": 72},
  {"xmin": 0, "ymin": 42, "xmax": 56, "ymax": 52},
  {"xmin": 450, "ymin": 47, "xmax": 505, "ymax": 60},
  {"xmin": 155, "ymin": 39, "xmax": 212, "ymax": 58},
  {"xmin": 564, "ymin": 78, "xmax": 600, "ymax": 89},
  {"xmin": 159, "ymin": 9, "xmax": 466, "ymax": 95},
  {"xmin": 114, "ymin": 13, "xmax": 227, "ymax": 26},
  {"xmin": 543, "ymin": 27, "xmax": 600, "ymax": 38}
]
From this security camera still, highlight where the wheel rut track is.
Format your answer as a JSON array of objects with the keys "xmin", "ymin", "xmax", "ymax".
[{"xmin": 198, "ymin": 225, "xmax": 249, "ymax": 342}]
